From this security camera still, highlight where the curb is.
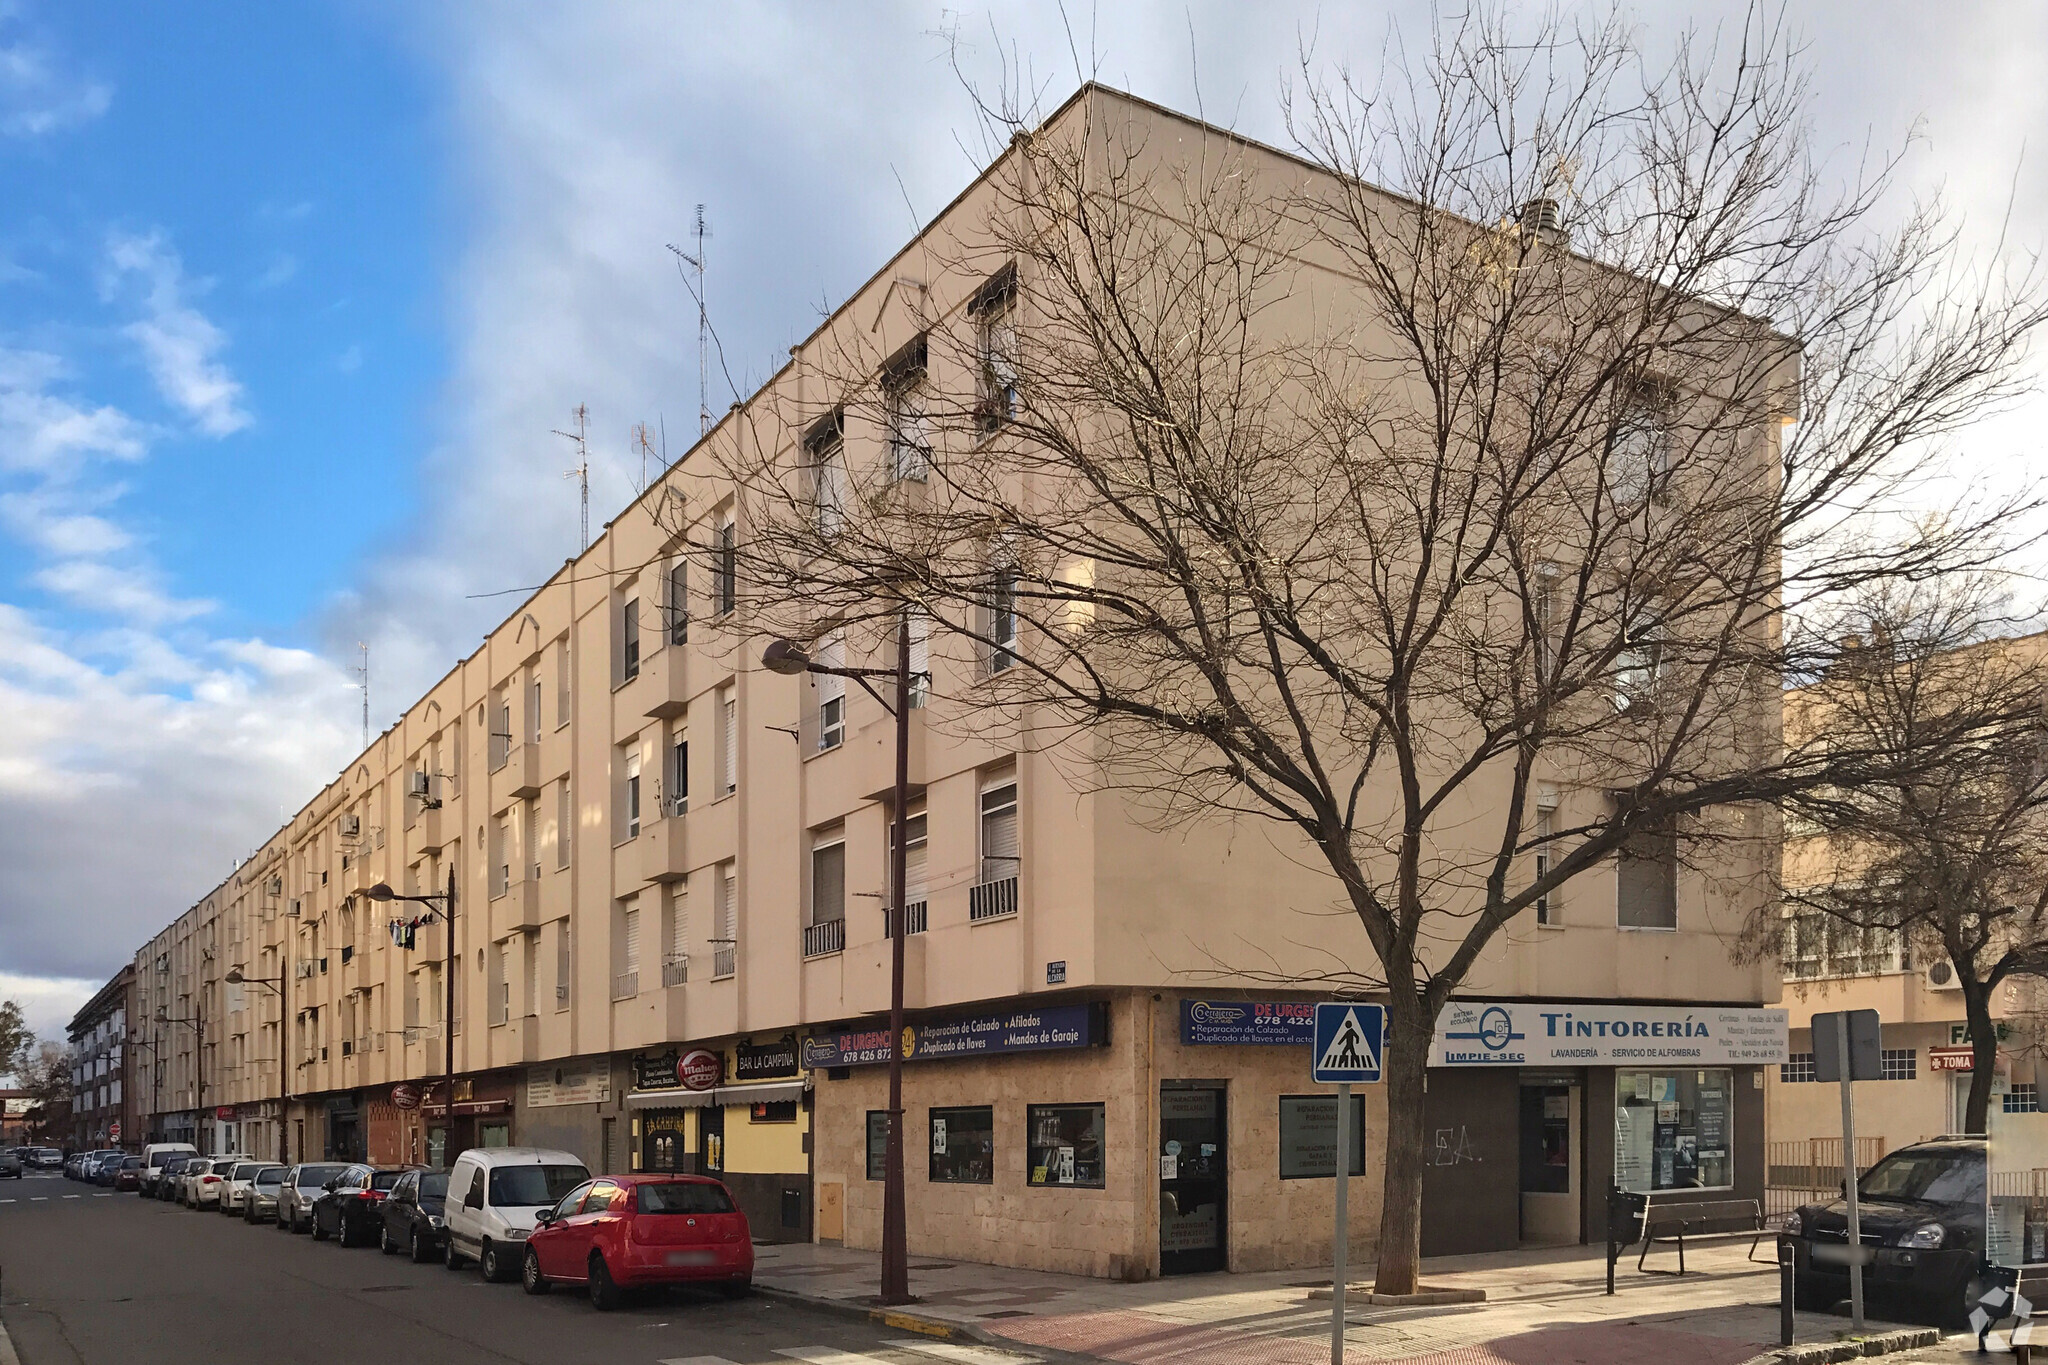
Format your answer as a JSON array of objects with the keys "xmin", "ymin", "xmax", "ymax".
[
  {"xmin": 1736, "ymin": 1327, "xmax": 1942, "ymax": 1365},
  {"xmin": 754, "ymin": 1285, "xmax": 1009, "ymax": 1347}
]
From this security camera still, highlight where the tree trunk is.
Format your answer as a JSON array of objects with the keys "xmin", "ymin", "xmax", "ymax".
[
  {"xmin": 1373, "ymin": 1001, "xmax": 1430, "ymax": 1295},
  {"xmin": 1963, "ymin": 980, "xmax": 1998, "ymax": 1135}
]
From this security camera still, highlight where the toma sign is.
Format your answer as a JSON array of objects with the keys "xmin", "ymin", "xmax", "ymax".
[{"xmin": 1431, "ymin": 1001, "xmax": 1787, "ymax": 1067}]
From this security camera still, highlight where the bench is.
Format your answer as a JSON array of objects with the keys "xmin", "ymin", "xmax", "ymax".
[{"xmin": 1635, "ymin": 1195, "xmax": 1769, "ymax": 1274}]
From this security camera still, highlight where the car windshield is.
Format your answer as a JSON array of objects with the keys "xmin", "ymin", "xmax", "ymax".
[
  {"xmin": 122, "ymin": 1158, "xmax": 141, "ymax": 1169},
  {"xmin": 370, "ymin": 1170, "xmax": 407, "ymax": 1191},
  {"xmin": 419, "ymin": 1172, "xmax": 449, "ymax": 1199},
  {"xmin": 232, "ymin": 1164, "xmax": 263, "ymax": 1179},
  {"xmin": 488, "ymin": 1164, "xmax": 589, "ymax": 1207},
  {"xmin": 635, "ymin": 1182, "xmax": 735, "ymax": 1214},
  {"xmin": 296, "ymin": 1164, "xmax": 348, "ymax": 1186},
  {"xmin": 1860, "ymin": 1148, "xmax": 1984, "ymax": 1204},
  {"xmin": 254, "ymin": 1168, "xmax": 284, "ymax": 1185}
]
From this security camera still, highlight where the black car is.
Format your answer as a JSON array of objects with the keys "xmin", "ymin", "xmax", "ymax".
[
  {"xmin": 1781, "ymin": 1137, "xmax": 1986, "ymax": 1325},
  {"xmin": 311, "ymin": 1164, "xmax": 418, "ymax": 1247},
  {"xmin": 378, "ymin": 1169, "xmax": 449, "ymax": 1262},
  {"xmin": 155, "ymin": 1155, "xmax": 193, "ymax": 1200}
]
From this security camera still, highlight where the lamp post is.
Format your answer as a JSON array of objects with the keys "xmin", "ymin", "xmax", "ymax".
[
  {"xmin": 154, "ymin": 1005, "xmax": 205, "ymax": 1153},
  {"xmin": 367, "ymin": 869, "xmax": 457, "ymax": 1156},
  {"xmin": 226, "ymin": 965, "xmax": 290, "ymax": 1163},
  {"xmin": 764, "ymin": 614, "xmax": 917, "ymax": 1305}
]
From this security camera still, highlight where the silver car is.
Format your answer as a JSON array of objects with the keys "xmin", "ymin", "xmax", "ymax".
[
  {"xmin": 220, "ymin": 1161, "xmax": 276, "ymax": 1215},
  {"xmin": 276, "ymin": 1163, "xmax": 350, "ymax": 1233},
  {"xmin": 241, "ymin": 1164, "xmax": 288, "ymax": 1222}
]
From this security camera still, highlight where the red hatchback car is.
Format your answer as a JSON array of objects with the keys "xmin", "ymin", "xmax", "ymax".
[{"xmin": 521, "ymin": 1174, "xmax": 752, "ymax": 1308}]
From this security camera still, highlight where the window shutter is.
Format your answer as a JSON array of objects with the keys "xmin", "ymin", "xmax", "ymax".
[
  {"xmin": 623, "ymin": 906, "xmax": 641, "ymax": 971},
  {"xmin": 720, "ymin": 692, "xmax": 737, "ymax": 794}
]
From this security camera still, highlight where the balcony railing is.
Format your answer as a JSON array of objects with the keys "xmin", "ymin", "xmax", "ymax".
[
  {"xmin": 968, "ymin": 876, "xmax": 1019, "ymax": 921},
  {"xmin": 803, "ymin": 918, "xmax": 845, "ymax": 958},
  {"xmin": 711, "ymin": 943, "xmax": 736, "ymax": 980},
  {"xmin": 661, "ymin": 956, "xmax": 689, "ymax": 987},
  {"xmin": 611, "ymin": 971, "xmax": 639, "ymax": 1001},
  {"xmin": 885, "ymin": 900, "xmax": 928, "ymax": 937}
]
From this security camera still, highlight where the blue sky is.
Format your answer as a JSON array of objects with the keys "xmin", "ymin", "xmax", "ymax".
[{"xmin": 2, "ymin": 0, "xmax": 2044, "ymax": 1042}]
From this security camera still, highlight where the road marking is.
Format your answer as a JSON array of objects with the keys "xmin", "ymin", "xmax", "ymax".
[
  {"xmin": 660, "ymin": 1358, "xmax": 744, "ymax": 1365},
  {"xmin": 30, "ymin": 1197, "xmax": 45, "ymax": 1202},
  {"xmin": 777, "ymin": 1350, "xmax": 900, "ymax": 1365},
  {"xmin": 93, "ymin": 1193, "xmax": 112, "ymax": 1197},
  {"xmin": 61, "ymin": 1194, "xmax": 79, "ymax": 1200},
  {"xmin": 887, "ymin": 1342, "xmax": 1040, "ymax": 1365}
]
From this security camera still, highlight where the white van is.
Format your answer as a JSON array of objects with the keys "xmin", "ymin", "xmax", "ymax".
[
  {"xmin": 443, "ymin": 1147, "xmax": 590, "ymax": 1282},
  {"xmin": 140, "ymin": 1142, "xmax": 197, "ymax": 1194}
]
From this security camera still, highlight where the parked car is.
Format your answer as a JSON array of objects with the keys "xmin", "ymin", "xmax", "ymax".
[
  {"xmin": 311, "ymin": 1165, "xmax": 419, "ymax": 1247},
  {"xmin": 220, "ymin": 1161, "xmax": 276, "ymax": 1215},
  {"xmin": 112, "ymin": 1157, "xmax": 142, "ymax": 1192},
  {"xmin": 0, "ymin": 1151, "xmax": 21, "ymax": 1180},
  {"xmin": 1781, "ymin": 1136, "xmax": 1987, "ymax": 1326},
  {"xmin": 140, "ymin": 1142, "xmax": 197, "ymax": 1194},
  {"xmin": 380, "ymin": 1169, "xmax": 450, "ymax": 1262},
  {"xmin": 520, "ymin": 1174, "xmax": 752, "ymax": 1308},
  {"xmin": 155, "ymin": 1155, "xmax": 194, "ymax": 1200},
  {"xmin": 443, "ymin": 1148, "xmax": 590, "ymax": 1282},
  {"xmin": 243, "ymin": 1164, "xmax": 288, "ymax": 1223},
  {"xmin": 31, "ymin": 1148, "xmax": 61, "ymax": 1170},
  {"xmin": 91, "ymin": 1153, "xmax": 127, "ymax": 1186},
  {"xmin": 186, "ymin": 1155, "xmax": 251, "ymax": 1209},
  {"xmin": 276, "ymin": 1163, "xmax": 350, "ymax": 1232}
]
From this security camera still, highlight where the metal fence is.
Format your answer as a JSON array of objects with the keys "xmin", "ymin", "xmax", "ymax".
[{"xmin": 1765, "ymin": 1136, "xmax": 1887, "ymax": 1217}]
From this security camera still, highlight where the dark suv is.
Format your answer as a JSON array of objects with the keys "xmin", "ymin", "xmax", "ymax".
[
  {"xmin": 1781, "ymin": 1136, "xmax": 1985, "ymax": 1325},
  {"xmin": 311, "ymin": 1164, "xmax": 420, "ymax": 1247}
]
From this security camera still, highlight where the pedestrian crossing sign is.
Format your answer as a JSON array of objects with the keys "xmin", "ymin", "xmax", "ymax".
[{"xmin": 1312, "ymin": 1002, "xmax": 1385, "ymax": 1083}]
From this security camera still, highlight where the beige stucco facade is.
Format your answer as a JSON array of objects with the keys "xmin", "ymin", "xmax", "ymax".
[{"xmin": 122, "ymin": 86, "xmax": 1785, "ymax": 1276}]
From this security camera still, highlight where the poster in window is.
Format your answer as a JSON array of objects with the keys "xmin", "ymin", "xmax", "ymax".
[{"xmin": 932, "ymin": 1117, "xmax": 947, "ymax": 1155}]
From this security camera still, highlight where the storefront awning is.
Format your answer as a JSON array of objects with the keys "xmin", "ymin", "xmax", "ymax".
[
  {"xmin": 714, "ymin": 1080, "xmax": 806, "ymax": 1106},
  {"xmin": 624, "ymin": 1088, "xmax": 714, "ymax": 1111}
]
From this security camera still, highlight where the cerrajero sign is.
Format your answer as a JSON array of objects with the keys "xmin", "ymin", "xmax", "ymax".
[
  {"xmin": 802, "ymin": 1002, "xmax": 1109, "ymax": 1069},
  {"xmin": 1430, "ymin": 1001, "xmax": 1787, "ymax": 1067},
  {"xmin": 734, "ymin": 1036, "xmax": 800, "ymax": 1081}
]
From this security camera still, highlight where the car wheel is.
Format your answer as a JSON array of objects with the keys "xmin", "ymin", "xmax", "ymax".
[
  {"xmin": 445, "ymin": 1236, "xmax": 465, "ymax": 1270},
  {"xmin": 311, "ymin": 1210, "xmax": 329, "ymax": 1242},
  {"xmin": 410, "ymin": 1229, "xmax": 431, "ymax": 1265},
  {"xmin": 339, "ymin": 1214, "xmax": 360, "ymax": 1248},
  {"xmin": 587, "ymin": 1254, "xmax": 621, "ymax": 1311},
  {"xmin": 522, "ymin": 1247, "xmax": 550, "ymax": 1295},
  {"xmin": 380, "ymin": 1221, "xmax": 397, "ymax": 1254},
  {"xmin": 481, "ymin": 1240, "xmax": 509, "ymax": 1283}
]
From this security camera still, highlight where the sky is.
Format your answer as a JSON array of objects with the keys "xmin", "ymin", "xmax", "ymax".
[{"xmin": 1, "ymin": 0, "xmax": 2045, "ymax": 1045}]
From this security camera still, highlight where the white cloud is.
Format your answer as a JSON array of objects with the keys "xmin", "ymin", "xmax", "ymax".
[
  {"xmin": 0, "ymin": 9, "xmax": 110, "ymax": 139},
  {"xmin": 32, "ymin": 559, "xmax": 213, "ymax": 625},
  {"xmin": 0, "ymin": 491, "xmax": 130, "ymax": 556},
  {"xmin": 104, "ymin": 230, "xmax": 252, "ymax": 437},
  {"xmin": 0, "ymin": 347, "xmax": 147, "ymax": 473},
  {"xmin": 252, "ymin": 251, "xmax": 298, "ymax": 291}
]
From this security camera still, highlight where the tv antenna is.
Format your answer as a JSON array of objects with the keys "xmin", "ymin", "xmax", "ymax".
[
  {"xmin": 555, "ymin": 404, "xmax": 590, "ymax": 552},
  {"xmin": 666, "ymin": 206, "xmax": 711, "ymax": 438},
  {"xmin": 354, "ymin": 642, "xmax": 369, "ymax": 752}
]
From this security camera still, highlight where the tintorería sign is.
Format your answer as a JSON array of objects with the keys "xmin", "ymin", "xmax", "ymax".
[{"xmin": 1431, "ymin": 1001, "xmax": 1787, "ymax": 1066}]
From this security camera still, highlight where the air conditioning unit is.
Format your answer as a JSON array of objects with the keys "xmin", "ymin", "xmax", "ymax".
[
  {"xmin": 266, "ymin": 876, "xmax": 282, "ymax": 898},
  {"xmin": 295, "ymin": 961, "xmax": 316, "ymax": 980},
  {"xmin": 339, "ymin": 814, "xmax": 361, "ymax": 839},
  {"xmin": 288, "ymin": 898, "xmax": 302, "ymax": 918},
  {"xmin": 409, "ymin": 772, "xmax": 433, "ymax": 797},
  {"xmin": 1926, "ymin": 960, "xmax": 1964, "ymax": 991}
]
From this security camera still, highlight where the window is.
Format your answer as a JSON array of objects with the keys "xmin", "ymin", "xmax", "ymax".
[
  {"xmin": 622, "ymin": 598, "xmax": 641, "ymax": 682},
  {"xmin": 979, "ymin": 780, "xmax": 1019, "ymax": 884},
  {"xmin": 1880, "ymin": 1048, "xmax": 1916, "ymax": 1081},
  {"xmin": 1027, "ymin": 1104, "xmax": 1105, "ymax": 1188},
  {"xmin": 865, "ymin": 1111, "xmax": 889, "ymax": 1181},
  {"xmin": 882, "ymin": 337, "xmax": 931, "ymax": 481},
  {"xmin": 491, "ymin": 816, "xmax": 510, "ymax": 897},
  {"xmin": 1616, "ymin": 825, "xmax": 1676, "ymax": 930},
  {"xmin": 556, "ymin": 781, "xmax": 572, "ymax": 869},
  {"xmin": 1780, "ymin": 1052, "xmax": 1817, "ymax": 1083},
  {"xmin": 528, "ymin": 677, "xmax": 541, "ymax": 743},
  {"xmin": 1782, "ymin": 912, "xmax": 1907, "ymax": 980},
  {"xmin": 555, "ymin": 920, "xmax": 572, "ymax": 1010},
  {"xmin": 625, "ymin": 752, "xmax": 642, "ymax": 839},
  {"xmin": 1615, "ymin": 619, "xmax": 1662, "ymax": 712},
  {"xmin": 928, "ymin": 1106, "xmax": 994, "ymax": 1184},
  {"xmin": 668, "ymin": 735, "xmax": 688, "ymax": 816},
  {"xmin": 890, "ymin": 809, "xmax": 928, "ymax": 908},
  {"xmin": 985, "ymin": 562, "xmax": 1018, "ymax": 674},
  {"xmin": 555, "ymin": 640, "xmax": 571, "ymax": 728},
  {"xmin": 971, "ymin": 264, "xmax": 1018, "ymax": 432},
  {"xmin": 667, "ymin": 559, "xmax": 688, "ymax": 645},
  {"xmin": 714, "ymin": 515, "xmax": 736, "ymax": 615},
  {"xmin": 1608, "ymin": 386, "xmax": 1671, "ymax": 506},
  {"xmin": 622, "ymin": 902, "xmax": 641, "ymax": 972},
  {"xmin": 1278, "ymin": 1094, "xmax": 1367, "ymax": 1179},
  {"xmin": 810, "ymin": 828, "xmax": 846, "ymax": 927},
  {"xmin": 750, "ymin": 1100, "xmax": 798, "ymax": 1124},
  {"xmin": 815, "ymin": 634, "xmax": 845, "ymax": 751},
  {"xmin": 524, "ymin": 800, "xmax": 538, "ymax": 881},
  {"xmin": 1533, "ymin": 565, "xmax": 1561, "ymax": 679},
  {"xmin": 806, "ymin": 411, "xmax": 847, "ymax": 538},
  {"xmin": 1532, "ymin": 788, "xmax": 1559, "ymax": 926},
  {"xmin": 718, "ymin": 687, "xmax": 737, "ymax": 796},
  {"xmin": 907, "ymin": 606, "xmax": 930, "ymax": 708},
  {"xmin": 2006, "ymin": 1084, "xmax": 2040, "ymax": 1114},
  {"xmin": 1614, "ymin": 1069, "xmax": 1733, "ymax": 1192}
]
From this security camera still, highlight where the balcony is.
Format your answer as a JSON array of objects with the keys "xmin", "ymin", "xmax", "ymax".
[
  {"xmin": 968, "ymin": 877, "xmax": 1019, "ymax": 922},
  {"xmin": 499, "ymin": 742, "xmax": 542, "ymax": 799},
  {"xmin": 611, "ymin": 971, "xmax": 640, "ymax": 1001},
  {"xmin": 661, "ymin": 955, "xmax": 689, "ymax": 988},
  {"xmin": 494, "ymin": 878, "xmax": 543, "ymax": 933},
  {"xmin": 517, "ymin": 1012, "xmax": 540, "ymax": 1062},
  {"xmin": 711, "ymin": 943, "xmax": 736, "ymax": 980},
  {"xmin": 803, "ymin": 918, "xmax": 846, "ymax": 959},
  {"xmin": 639, "ymin": 643, "xmax": 689, "ymax": 720},
  {"xmin": 413, "ymin": 805, "xmax": 448, "ymax": 854},
  {"xmin": 884, "ymin": 900, "xmax": 928, "ymax": 938},
  {"xmin": 633, "ymin": 814, "xmax": 689, "ymax": 885}
]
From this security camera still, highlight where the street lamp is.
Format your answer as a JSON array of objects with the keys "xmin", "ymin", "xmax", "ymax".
[
  {"xmin": 764, "ymin": 613, "xmax": 918, "ymax": 1306},
  {"xmin": 155, "ymin": 1004, "xmax": 205, "ymax": 1153},
  {"xmin": 226, "ymin": 964, "xmax": 290, "ymax": 1164},
  {"xmin": 367, "ymin": 871, "xmax": 457, "ymax": 1140}
]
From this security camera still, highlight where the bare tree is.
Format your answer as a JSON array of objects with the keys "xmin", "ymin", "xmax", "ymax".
[
  {"xmin": 19, "ymin": 1041, "xmax": 70, "ymax": 1141},
  {"xmin": 710, "ymin": 12, "xmax": 2048, "ymax": 1291},
  {"xmin": 1783, "ymin": 581, "xmax": 2048, "ymax": 1134}
]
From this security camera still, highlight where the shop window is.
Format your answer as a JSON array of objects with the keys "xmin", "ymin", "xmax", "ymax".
[
  {"xmin": 1780, "ymin": 1052, "xmax": 1816, "ymax": 1083},
  {"xmin": 1278, "ymin": 1093, "xmax": 1366, "ymax": 1179},
  {"xmin": 750, "ymin": 1100, "xmax": 798, "ymax": 1124},
  {"xmin": 1614, "ymin": 1068, "xmax": 1733, "ymax": 1193},
  {"xmin": 1880, "ymin": 1048, "xmax": 1916, "ymax": 1081},
  {"xmin": 1026, "ymin": 1104, "xmax": 1105, "ymax": 1188},
  {"xmin": 928, "ymin": 1105, "xmax": 994, "ymax": 1184},
  {"xmin": 866, "ymin": 1111, "xmax": 889, "ymax": 1181}
]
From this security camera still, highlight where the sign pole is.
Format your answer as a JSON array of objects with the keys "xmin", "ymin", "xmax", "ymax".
[
  {"xmin": 1332, "ymin": 1081, "xmax": 1350, "ymax": 1365},
  {"xmin": 1836, "ymin": 1019, "xmax": 1864, "ymax": 1330}
]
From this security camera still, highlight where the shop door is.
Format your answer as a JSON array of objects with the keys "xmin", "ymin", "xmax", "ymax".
[
  {"xmin": 700, "ymin": 1104, "xmax": 725, "ymax": 1174},
  {"xmin": 1517, "ymin": 1078, "xmax": 1580, "ymax": 1245},
  {"xmin": 643, "ymin": 1113, "xmax": 685, "ymax": 1172},
  {"xmin": 1159, "ymin": 1087, "xmax": 1226, "ymax": 1274}
]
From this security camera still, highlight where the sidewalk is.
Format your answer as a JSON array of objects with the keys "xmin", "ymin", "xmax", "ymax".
[{"xmin": 753, "ymin": 1239, "xmax": 1945, "ymax": 1365}]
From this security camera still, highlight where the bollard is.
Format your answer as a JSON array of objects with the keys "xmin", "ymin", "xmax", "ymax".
[{"xmin": 1779, "ymin": 1241, "xmax": 1794, "ymax": 1346}]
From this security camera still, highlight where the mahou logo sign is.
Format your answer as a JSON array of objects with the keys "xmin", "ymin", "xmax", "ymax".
[{"xmin": 677, "ymin": 1048, "xmax": 723, "ymax": 1091}]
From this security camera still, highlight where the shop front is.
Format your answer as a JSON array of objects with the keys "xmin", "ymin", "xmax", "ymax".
[
  {"xmin": 518, "ymin": 1058, "xmax": 616, "ymax": 1172},
  {"xmin": 407, "ymin": 1073, "xmax": 517, "ymax": 1165}
]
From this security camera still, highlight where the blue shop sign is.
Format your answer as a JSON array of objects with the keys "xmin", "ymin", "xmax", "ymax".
[
  {"xmin": 1180, "ymin": 999, "xmax": 1317, "ymax": 1046},
  {"xmin": 803, "ymin": 1002, "xmax": 1107, "ymax": 1069}
]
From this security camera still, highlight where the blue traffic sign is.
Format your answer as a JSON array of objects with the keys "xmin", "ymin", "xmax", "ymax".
[{"xmin": 1312, "ymin": 1002, "xmax": 1385, "ymax": 1083}]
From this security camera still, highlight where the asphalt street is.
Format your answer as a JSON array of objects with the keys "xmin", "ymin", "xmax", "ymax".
[{"xmin": 0, "ymin": 1174, "xmax": 1028, "ymax": 1365}]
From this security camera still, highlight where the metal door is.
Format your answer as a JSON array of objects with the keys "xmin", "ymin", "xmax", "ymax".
[{"xmin": 1159, "ymin": 1086, "xmax": 1227, "ymax": 1274}]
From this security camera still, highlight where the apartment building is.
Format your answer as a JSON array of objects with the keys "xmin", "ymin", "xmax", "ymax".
[
  {"xmin": 131, "ymin": 86, "xmax": 1787, "ymax": 1277},
  {"xmin": 66, "ymin": 966, "xmax": 134, "ymax": 1151}
]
